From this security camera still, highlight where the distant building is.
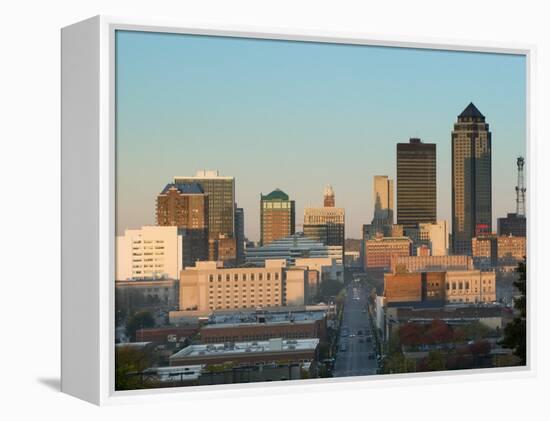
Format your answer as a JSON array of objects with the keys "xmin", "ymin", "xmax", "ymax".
[
  {"xmin": 260, "ymin": 189, "xmax": 295, "ymax": 246},
  {"xmin": 472, "ymin": 235, "xmax": 526, "ymax": 269},
  {"xmin": 303, "ymin": 204, "xmax": 345, "ymax": 261},
  {"xmin": 156, "ymin": 183, "xmax": 209, "ymax": 265},
  {"xmin": 115, "ymin": 278, "xmax": 179, "ymax": 313},
  {"xmin": 408, "ymin": 221, "xmax": 449, "ymax": 256},
  {"xmin": 246, "ymin": 233, "xmax": 343, "ymax": 266},
  {"xmin": 209, "ymin": 235, "xmax": 237, "ymax": 267},
  {"xmin": 174, "ymin": 170, "xmax": 235, "ymax": 239},
  {"xmin": 445, "ymin": 270, "xmax": 496, "ymax": 304},
  {"xmin": 235, "ymin": 206, "xmax": 245, "ymax": 266},
  {"xmin": 178, "ymin": 260, "xmax": 308, "ymax": 313},
  {"xmin": 498, "ymin": 213, "xmax": 526, "ymax": 237},
  {"xmin": 396, "ymin": 138, "xmax": 437, "ymax": 229},
  {"xmin": 384, "ymin": 272, "xmax": 446, "ymax": 305},
  {"xmin": 452, "ymin": 103, "xmax": 492, "ymax": 255},
  {"xmin": 372, "ymin": 175, "xmax": 394, "ymax": 229},
  {"xmin": 116, "ymin": 226, "xmax": 185, "ymax": 280},
  {"xmin": 323, "ymin": 184, "xmax": 335, "ymax": 207},
  {"xmin": 295, "ymin": 257, "xmax": 344, "ymax": 283},
  {"xmin": 364, "ymin": 235, "xmax": 412, "ymax": 271},
  {"xmin": 200, "ymin": 311, "xmax": 328, "ymax": 343},
  {"xmin": 471, "ymin": 235, "xmax": 498, "ymax": 268},
  {"xmin": 497, "ymin": 235, "xmax": 526, "ymax": 267},
  {"xmin": 344, "ymin": 251, "xmax": 361, "ymax": 269},
  {"xmin": 169, "ymin": 338, "xmax": 320, "ymax": 368},
  {"xmin": 174, "ymin": 171, "xmax": 236, "ymax": 261},
  {"xmin": 384, "ymin": 269, "xmax": 496, "ymax": 305},
  {"xmin": 390, "ymin": 255, "xmax": 474, "ymax": 273}
]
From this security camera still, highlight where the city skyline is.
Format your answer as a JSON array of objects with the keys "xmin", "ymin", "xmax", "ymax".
[{"xmin": 116, "ymin": 30, "xmax": 526, "ymax": 242}]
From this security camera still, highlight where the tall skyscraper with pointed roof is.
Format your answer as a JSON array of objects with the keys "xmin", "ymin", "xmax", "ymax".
[{"xmin": 452, "ymin": 102, "xmax": 492, "ymax": 255}]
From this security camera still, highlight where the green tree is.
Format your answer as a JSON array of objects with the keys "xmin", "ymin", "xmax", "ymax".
[
  {"xmin": 126, "ymin": 310, "xmax": 155, "ymax": 341},
  {"xmin": 115, "ymin": 346, "xmax": 154, "ymax": 390},
  {"xmin": 500, "ymin": 259, "xmax": 527, "ymax": 364}
]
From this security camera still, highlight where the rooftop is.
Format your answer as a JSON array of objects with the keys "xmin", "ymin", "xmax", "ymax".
[
  {"xmin": 206, "ymin": 309, "xmax": 326, "ymax": 327},
  {"xmin": 160, "ymin": 182, "xmax": 204, "ymax": 195},
  {"xmin": 261, "ymin": 188, "xmax": 290, "ymax": 201},
  {"xmin": 458, "ymin": 102, "xmax": 485, "ymax": 120},
  {"xmin": 170, "ymin": 338, "xmax": 320, "ymax": 360}
]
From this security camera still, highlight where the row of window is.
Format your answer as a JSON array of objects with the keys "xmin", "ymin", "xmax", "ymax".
[{"xmin": 209, "ymin": 272, "xmax": 280, "ymax": 282}]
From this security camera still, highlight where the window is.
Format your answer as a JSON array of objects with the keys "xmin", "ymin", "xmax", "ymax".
[
  {"xmin": 251, "ymin": 274, "xmax": 255, "ymax": 281},
  {"xmin": 209, "ymin": 275, "xmax": 213, "ymax": 282},
  {"xmin": 234, "ymin": 274, "xmax": 239, "ymax": 281},
  {"xmin": 243, "ymin": 274, "xmax": 247, "ymax": 281},
  {"xmin": 267, "ymin": 273, "xmax": 271, "ymax": 281}
]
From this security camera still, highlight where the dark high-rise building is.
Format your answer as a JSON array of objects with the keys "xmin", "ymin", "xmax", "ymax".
[
  {"xmin": 174, "ymin": 170, "xmax": 235, "ymax": 261},
  {"xmin": 174, "ymin": 171, "xmax": 235, "ymax": 240},
  {"xmin": 235, "ymin": 206, "xmax": 245, "ymax": 266},
  {"xmin": 498, "ymin": 213, "xmax": 526, "ymax": 237},
  {"xmin": 156, "ymin": 183, "xmax": 209, "ymax": 265},
  {"xmin": 260, "ymin": 189, "xmax": 295, "ymax": 246},
  {"xmin": 396, "ymin": 138, "xmax": 437, "ymax": 230},
  {"xmin": 452, "ymin": 103, "xmax": 492, "ymax": 255}
]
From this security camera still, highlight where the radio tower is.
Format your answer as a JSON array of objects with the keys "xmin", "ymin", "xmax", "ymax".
[{"xmin": 515, "ymin": 156, "xmax": 526, "ymax": 216}]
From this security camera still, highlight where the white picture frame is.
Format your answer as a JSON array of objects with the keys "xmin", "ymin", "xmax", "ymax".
[{"xmin": 61, "ymin": 15, "xmax": 535, "ymax": 405}]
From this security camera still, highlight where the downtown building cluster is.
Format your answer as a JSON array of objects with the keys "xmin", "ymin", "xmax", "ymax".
[{"xmin": 114, "ymin": 102, "xmax": 526, "ymax": 388}]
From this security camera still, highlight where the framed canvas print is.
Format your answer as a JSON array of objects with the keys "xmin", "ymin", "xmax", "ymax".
[{"xmin": 61, "ymin": 16, "xmax": 533, "ymax": 405}]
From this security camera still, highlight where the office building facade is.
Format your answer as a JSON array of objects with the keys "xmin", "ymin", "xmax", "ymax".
[
  {"xmin": 116, "ymin": 226, "xmax": 184, "ymax": 280},
  {"xmin": 452, "ymin": 103, "xmax": 492, "ymax": 255},
  {"xmin": 174, "ymin": 171, "xmax": 236, "ymax": 261},
  {"xmin": 497, "ymin": 213, "xmax": 526, "ymax": 237},
  {"xmin": 156, "ymin": 183, "xmax": 209, "ymax": 265},
  {"xmin": 396, "ymin": 138, "xmax": 437, "ymax": 229},
  {"xmin": 260, "ymin": 189, "xmax": 295, "ymax": 246},
  {"xmin": 372, "ymin": 175, "xmax": 394, "ymax": 228},
  {"xmin": 364, "ymin": 235, "xmax": 412, "ymax": 271},
  {"xmin": 178, "ymin": 260, "xmax": 308, "ymax": 312}
]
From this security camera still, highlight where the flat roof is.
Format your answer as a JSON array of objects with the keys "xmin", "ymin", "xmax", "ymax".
[
  {"xmin": 170, "ymin": 338, "xmax": 319, "ymax": 360},
  {"xmin": 208, "ymin": 310, "xmax": 326, "ymax": 326}
]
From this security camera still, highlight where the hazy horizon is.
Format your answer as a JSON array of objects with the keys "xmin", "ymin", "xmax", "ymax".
[{"xmin": 115, "ymin": 30, "xmax": 526, "ymax": 242}]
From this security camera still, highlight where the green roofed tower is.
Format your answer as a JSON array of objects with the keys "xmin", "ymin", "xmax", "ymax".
[{"xmin": 260, "ymin": 188, "xmax": 296, "ymax": 246}]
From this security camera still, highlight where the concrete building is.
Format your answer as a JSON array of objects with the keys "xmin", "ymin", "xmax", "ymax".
[
  {"xmin": 396, "ymin": 138, "xmax": 437, "ymax": 229},
  {"xmin": 384, "ymin": 269, "xmax": 496, "ymax": 305},
  {"xmin": 156, "ymin": 183, "xmax": 209, "ymax": 266},
  {"xmin": 174, "ymin": 171, "xmax": 236, "ymax": 262},
  {"xmin": 260, "ymin": 189, "xmax": 295, "ymax": 246},
  {"xmin": 384, "ymin": 272, "xmax": 446, "ymax": 305},
  {"xmin": 498, "ymin": 213, "xmax": 526, "ymax": 237},
  {"xmin": 246, "ymin": 233, "xmax": 343, "ymax": 266},
  {"xmin": 364, "ymin": 235, "xmax": 412, "ymax": 271},
  {"xmin": 235, "ymin": 206, "xmax": 245, "ymax": 266},
  {"xmin": 303, "ymin": 205, "xmax": 345, "ymax": 260},
  {"xmin": 452, "ymin": 103, "xmax": 492, "ymax": 255},
  {"xmin": 390, "ymin": 255, "xmax": 474, "ymax": 273},
  {"xmin": 115, "ymin": 278, "xmax": 179, "ymax": 313},
  {"xmin": 116, "ymin": 226, "xmax": 184, "ymax": 280},
  {"xmin": 169, "ymin": 338, "xmax": 320, "ymax": 368},
  {"xmin": 200, "ymin": 311, "xmax": 327, "ymax": 343},
  {"xmin": 209, "ymin": 235, "xmax": 237, "ymax": 267},
  {"xmin": 416, "ymin": 220, "xmax": 449, "ymax": 256},
  {"xmin": 178, "ymin": 260, "xmax": 308, "ymax": 313},
  {"xmin": 497, "ymin": 235, "xmax": 526, "ymax": 267},
  {"xmin": 472, "ymin": 235, "xmax": 498, "ymax": 268},
  {"xmin": 372, "ymin": 175, "xmax": 394, "ymax": 230},
  {"xmin": 445, "ymin": 270, "xmax": 496, "ymax": 304},
  {"xmin": 295, "ymin": 257, "xmax": 344, "ymax": 282}
]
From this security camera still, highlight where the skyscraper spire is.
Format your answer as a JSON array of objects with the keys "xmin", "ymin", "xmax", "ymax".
[{"xmin": 323, "ymin": 184, "xmax": 335, "ymax": 207}]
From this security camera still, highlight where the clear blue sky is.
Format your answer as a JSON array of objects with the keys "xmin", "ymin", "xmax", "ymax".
[{"xmin": 115, "ymin": 30, "xmax": 526, "ymax": 241}]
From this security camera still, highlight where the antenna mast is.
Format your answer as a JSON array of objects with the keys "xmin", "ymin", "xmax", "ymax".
[{"xmin": 515, "ymin": 156, "xmax": 526, "ymax": 216}]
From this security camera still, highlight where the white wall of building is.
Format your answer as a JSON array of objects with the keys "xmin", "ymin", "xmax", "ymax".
[{"xmin": 116, "ymin": 226, "xmax": 182, "ymax": 281}]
